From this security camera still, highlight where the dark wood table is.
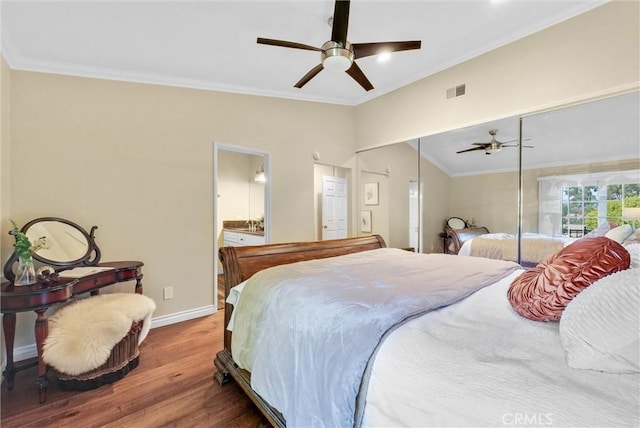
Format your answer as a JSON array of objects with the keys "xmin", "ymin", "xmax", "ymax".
[{"xmin": 1, "ymin": 261, "xmax": 143, "ymax": 403}]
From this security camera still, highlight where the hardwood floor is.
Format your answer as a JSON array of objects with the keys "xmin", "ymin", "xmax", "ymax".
[{"xmin": 1, "ymin": 279, "xmax": 269, "ymax": 428}]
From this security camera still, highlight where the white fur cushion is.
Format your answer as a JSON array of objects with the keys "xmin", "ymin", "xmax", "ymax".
[
  {"xmin": 605, "ymin": 224, "xmax": 633, "ymax": 243},
  {"xmin": 559, "ymin": 268, "xmax": 640, "ymax": 373},
  {"xmin": 43, "ymin": 293, "xmax": 156, "ymax": 375}
]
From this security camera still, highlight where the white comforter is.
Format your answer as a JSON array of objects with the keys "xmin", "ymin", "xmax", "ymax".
[
  {"xmin": 362, "ymin": 271, "xmax": 640, "ymax": 427},
  {"xmin": 231, "ymin": 248, "xmax": 520, "ymax": 428},
  {"xmin": 227, "ymin": 255, "xmax": 639, "ymax": 427},
  {"xmin": 459, "ymin": 232, "xmax": 575, "ymax": 264}
]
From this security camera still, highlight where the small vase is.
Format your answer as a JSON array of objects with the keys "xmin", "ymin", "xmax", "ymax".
[{"xmin": 14, "ymin": 256, "xmax": 37, "ymax": 286}]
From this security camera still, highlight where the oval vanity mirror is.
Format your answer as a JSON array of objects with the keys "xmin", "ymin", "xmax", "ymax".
[
  {"xmin": 446, "ymin": 217, "xmax": 467, "ymax": 230},
  {"xmin": 3, "ymin": 217, "xmax": 101, "ymax": 281}
]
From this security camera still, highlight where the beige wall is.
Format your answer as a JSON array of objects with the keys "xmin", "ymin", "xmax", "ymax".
[
  {"xmin": 450, "ymin": 171, "xmax": 520, "ymax": 234},
  {"xmin": 355, "ymin": 1, "xmax": 640, "ymax": 150},
  {"xmin": 0, "ymin": 58, "xmax": 11, "ymax": 365},
  {"xmin": 1, "ymin": 58, "xmax": 10, "ymax": 266},
  {"xmin": 420, "ymin": 154, "xmax": 451, "ymax": 253},
  {"xmin": 4, "ymin": 71, "xmax": 356, "ymax": 349}
]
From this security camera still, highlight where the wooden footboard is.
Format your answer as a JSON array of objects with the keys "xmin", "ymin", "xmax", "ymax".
[{"xmin": 213, "ymin": 235, "xmax": 387, "ymax": 427}]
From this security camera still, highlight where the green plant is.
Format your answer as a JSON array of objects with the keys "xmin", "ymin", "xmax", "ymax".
[{"xmin": 9, "ymin": 220, "xmax": 47, "ymax": 260}]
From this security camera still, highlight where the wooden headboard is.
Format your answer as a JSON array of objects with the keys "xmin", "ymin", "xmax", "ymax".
[
  {"xmin": 218, "ymin": 234, "xmax": 387, "ymax": 350},
  {"xmin": 445, "ymin": 226, "xmax": 489, "ymax": 254}
]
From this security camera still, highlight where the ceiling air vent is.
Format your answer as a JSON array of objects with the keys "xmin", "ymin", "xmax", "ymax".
[{"xmin": 446, "ymin": 84, "xmax": 466, "ymax": 99}]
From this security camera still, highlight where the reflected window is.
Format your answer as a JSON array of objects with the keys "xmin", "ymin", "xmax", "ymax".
[
  {"xmin": 562, "ymin": 184, "xmax": 597, "ymax": 237},
  {"xmin": 541, "ymin": 170, "xmax": 640, "ymax": 238},
  {"xmin": 606, "ymin": 183, "xmax": 640, "ymax": 225}
]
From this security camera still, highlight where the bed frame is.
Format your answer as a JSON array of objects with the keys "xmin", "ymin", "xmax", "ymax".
[
  {"xmin": 445, "ymin": 225, "xmax": 489, "ymax": 254},
  {"xmin": 213, "ymin": 235, "xmax": 387, "ymax": 427}
]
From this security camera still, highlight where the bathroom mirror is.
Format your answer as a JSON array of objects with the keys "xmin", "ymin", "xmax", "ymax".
[{"xmin": 3, "ymin": 217, "xmax": 101, "ymax": 280}]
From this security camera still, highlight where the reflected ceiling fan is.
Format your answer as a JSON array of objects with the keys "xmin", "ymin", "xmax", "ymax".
[
  {"xmin": 456, "ymin": 129, "xmax": 533, "ymax": 155},
  {"xmin": 257, "ymin": 0, "xmax": 421, "ymax": 91}
]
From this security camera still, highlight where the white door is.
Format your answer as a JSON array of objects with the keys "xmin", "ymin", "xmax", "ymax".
[{"xmin": 322, "ymin": 176, "xmax": 347, "ymax": 240}]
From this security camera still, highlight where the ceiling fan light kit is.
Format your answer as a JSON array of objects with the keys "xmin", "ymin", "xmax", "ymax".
[
  {"xmin": 321, "ymin": 41, "xmax": 354, "ymax": 72},
  {"xmin": 257, "ymin": 0, "xmax": 421, "ymax": 91},
  {"xmin": 485, "ymin": 143, "xmax": 501, "ymax": 155}
]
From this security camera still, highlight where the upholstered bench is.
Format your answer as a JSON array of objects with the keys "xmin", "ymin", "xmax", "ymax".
[{"xmin": 43, "ymin": 293, "xmax": 155, "ymax": 391}]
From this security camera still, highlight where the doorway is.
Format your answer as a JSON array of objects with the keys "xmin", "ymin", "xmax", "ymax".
[{"xmin": 213, "ymin": 142, "xmax": 270, "ymax": 310}]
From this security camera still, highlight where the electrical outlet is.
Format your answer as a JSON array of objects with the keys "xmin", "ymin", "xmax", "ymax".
[{"xmin": 163, "ymin": 287, "xmax": 174, "ymax": 300}]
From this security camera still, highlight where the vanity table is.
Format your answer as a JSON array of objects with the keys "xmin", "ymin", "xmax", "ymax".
[
  {"xmin": 1, "ymin": 262, "xmax": 143, "ymax": 402},
  {"xmin": 1, "ymin": 217, "xmax": 143, "ymax": 403}
]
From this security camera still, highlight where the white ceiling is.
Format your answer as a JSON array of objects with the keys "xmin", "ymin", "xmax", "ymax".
[
  {"xmin": 1, "ymin": 0, "xmax": 607, "ymax": 106},
  {"xmin": 417, "ymin": 91, "xmax": 640, "ymax": 176}
]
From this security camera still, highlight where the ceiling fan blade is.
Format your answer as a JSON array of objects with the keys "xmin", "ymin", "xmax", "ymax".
[
  {"xmin": 346, "ymin": 61, "xmax": 374, "ymax": 91},
  {"xmin": 456, "ymin": 146, "xmax": 487, "ymax": 154},
  {"xmin": 331, "ymin": 0, "xmax": 350, "ymax": 47},
  {"xmin": 501, "ymin": 144, "xmax": 535, "ymax": 148},
  {"xmin": 352, "ymin": 41, "xmax": 421, "ymax": 59},
  {"xmin": 500, "ymin": 138, "xmax": 533, "ymax": 144},
  {"xmin": 294, "ymin": 63, "xmax": 324, "ymax": 88},
  {"xmin": 257, "ymin": 37, "xmax": 321, "ymax": 52}
]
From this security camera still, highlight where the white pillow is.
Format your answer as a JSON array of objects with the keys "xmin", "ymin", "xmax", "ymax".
[
  {"xmin": 559, "ymin": 268, "xmax": 640, "ymax": 373},
  {"xmin": 623, "ymin": 228, "xmax": 640, "ymax": 246},
  {"xmin": 626, "ymin": 243, "xmax": 640, "ymax": 269},
  {"xmin": 605, "ymin": 224, "xmax": 633, "ymax": 243}
]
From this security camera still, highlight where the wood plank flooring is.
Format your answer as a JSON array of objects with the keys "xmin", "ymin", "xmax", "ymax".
[{"xmin": 1, "ymin": 277, "xmax": 269, "ymax": 428}]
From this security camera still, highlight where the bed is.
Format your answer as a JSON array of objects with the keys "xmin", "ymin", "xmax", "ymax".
[
  {"xmin": 457, "ymin": 232, "xmax": 575, "ymax": 266},
  {"xmin": 214, "ymin": 235, "xmax": 639, "ymax": 428}
]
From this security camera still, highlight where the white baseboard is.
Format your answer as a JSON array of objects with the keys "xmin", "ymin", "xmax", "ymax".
[
  {"xmin": 150, "ymin": 305, "xmax": 217, "ymax": 329},
  {"xmin": 4, "ymin": 305, "xmax": 218, "ymax": 367}
]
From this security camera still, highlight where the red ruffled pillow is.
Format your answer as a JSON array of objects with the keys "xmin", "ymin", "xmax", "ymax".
[{"xmin": 508, "ymin": 237, "xmax": 630, "ymax": 321}]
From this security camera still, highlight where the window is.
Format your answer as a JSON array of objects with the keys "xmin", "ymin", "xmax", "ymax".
[
  {"xmin": 605, "ymin": 183, "xmax": 640, "ymax": 225},
  {"xmin": 539, "ymin": 170, "xmax": 640, "ymax": 238},
  {"xmin": 562, "ymin": 185, "xmax": 597, "ymax": 237}
]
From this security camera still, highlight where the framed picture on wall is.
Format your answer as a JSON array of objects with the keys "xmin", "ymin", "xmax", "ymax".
[
  {"xmin": 361, "ymin": 210, "xmax": 372, "ymax": 233},
  {"xmin": 364, "ymin": 182, "xmax": 379, "ymax": 205}
]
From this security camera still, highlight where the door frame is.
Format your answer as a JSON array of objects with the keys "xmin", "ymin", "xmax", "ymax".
[{"xmin": 212, "ymin": 142, "xmax": 271, "ymax": 309}]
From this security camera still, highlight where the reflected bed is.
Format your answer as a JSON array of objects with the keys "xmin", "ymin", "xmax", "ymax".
[{"xmin": 458, "ymin": 232, "xmax": 575, "ymax": 266}]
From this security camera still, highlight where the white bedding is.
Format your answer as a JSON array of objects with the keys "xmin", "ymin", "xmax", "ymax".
[
  {"xmin": 363, "ymin": 271, "xmax": 640, "ymax": 427},
  {"xmin": 459, "ymin": 232, "xmax": 575, "ymax": 264},
  {"xmin": 231, "ymin": 249, "xmax": 520, "ymax": 427},
  {"xmin": 225, "ymin": 263, "xmax": 639, "ymax": 427}
]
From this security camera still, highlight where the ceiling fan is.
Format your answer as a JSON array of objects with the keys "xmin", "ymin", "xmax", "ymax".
[
  {"xmin": 256, "ymin": 0, "xmax": 421, "ymax": 91},
  {"xmin": 456, "ymin": 129, "xmax": 534, "ymax": 155}
]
